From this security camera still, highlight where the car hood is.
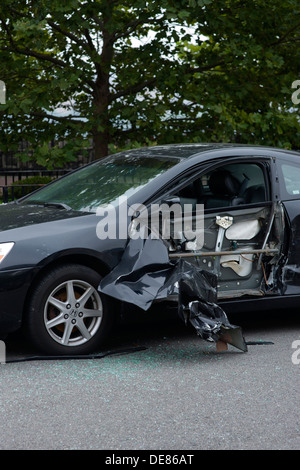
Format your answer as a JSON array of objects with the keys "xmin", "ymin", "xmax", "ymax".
[
  {"xmin": 0, "ymin": 202, "xmax": 88, "ymax": 232},
  {"xmin": 0, "ymin": 201, "xmax": 126, "ymax": 272}
]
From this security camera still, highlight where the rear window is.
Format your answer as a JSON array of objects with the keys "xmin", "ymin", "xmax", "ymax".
[{"xmin": 281, "ymin": 163, "xmax": 300, "ymax": 196}]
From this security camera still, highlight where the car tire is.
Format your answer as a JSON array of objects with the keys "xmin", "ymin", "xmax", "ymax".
[{"xmin": 25, "ymin": 264, "xmax": 114, "ymax": 356}]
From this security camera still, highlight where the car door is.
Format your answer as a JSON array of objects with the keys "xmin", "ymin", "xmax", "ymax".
[{"xmin": 159, "ymin": 157, "xmax": 285, "ymax": 300}]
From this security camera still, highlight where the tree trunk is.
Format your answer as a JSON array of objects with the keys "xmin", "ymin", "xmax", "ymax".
[
  {"xmin": 91, "ymin": 77, "xmax": 111, "ymax": 160},
  {"xmin": 92, "ymin": 83, "xmax": 110, "ymax": 160},
  {"xmin": 93, "ymin": 126, "xmax": 109, "ymax": 160},
  {"xmin": 91, "ymin": 8, "xmax": 114, "ymax": 161}
]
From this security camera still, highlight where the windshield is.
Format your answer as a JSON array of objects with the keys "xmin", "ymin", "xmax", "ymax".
[{"xmin": 21, "ymin": 153, "xmax": 180, "ymax": 212}]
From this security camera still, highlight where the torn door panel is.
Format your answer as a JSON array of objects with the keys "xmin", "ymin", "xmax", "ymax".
[
  {"xmin": 98, "ymin": 236, "xmax": 178, "ymax": 311},
  {"xmin": 98, "ymin": 201, "xmax": 286, "ymax": 353},
  {"xmin": 169, "ymin": 202, "xmax": 285, "ymax": 299},
  {"xmin": 99, "ymin": 236, "xmax": 247, "ymax": 352},
  {"xmin": 176, "ymin": 260, "xmax": 247, "ymax": 351}
]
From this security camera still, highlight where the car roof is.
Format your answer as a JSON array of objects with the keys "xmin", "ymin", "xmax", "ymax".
[
  {"xmin": 117, "ymin": 143, "xmax": 300, "ymax": 206},
  {"xmin": 118, "ymin": 143, "xmax": 300, "ymax": 160}
]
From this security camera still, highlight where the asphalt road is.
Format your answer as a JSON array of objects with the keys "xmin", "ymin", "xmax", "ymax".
[{"xmin": 0, "ymin": 307, "xmax": 299, "ymax": 451}]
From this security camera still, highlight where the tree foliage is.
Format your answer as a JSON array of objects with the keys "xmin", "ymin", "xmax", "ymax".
[{"xmin": 0, "ymin": 0, "xmax": 299, "ymax": 167}]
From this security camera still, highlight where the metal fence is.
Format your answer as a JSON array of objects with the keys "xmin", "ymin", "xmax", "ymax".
[
  {"xmin": 0, "ymin": 169, "xmax": 69, "ymax": 185},
  {"xmin": 0, "ymin": 169, "xmax": 72, "ymax": 203},
  {"xmin": 0, "ymin": 141, "xmax": 93, "ymax": 170},
  {"xmin": 0, "ymin": 143, "xmax": 92, "ymax": 203},
  {"xmin": 1, "ymin": 184, "xmax": 44, "ymax": 203}
]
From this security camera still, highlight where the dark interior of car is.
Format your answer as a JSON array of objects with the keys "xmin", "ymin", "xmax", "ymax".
[{"xmin": 178, "ymin": 162, "xmax": 267, "ymax": 210}]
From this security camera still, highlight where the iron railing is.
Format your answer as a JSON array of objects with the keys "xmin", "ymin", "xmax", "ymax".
[
  {"xmin": 0, "ymin": 169, "xmax": 70, "ymax": 185},
  {"xmin": 0, "ymin": 169, "xmax": 72, "ymax": 203},
  {"xmin": 1, "ymin": 184, "xmax": 45, "ymax": 203}
]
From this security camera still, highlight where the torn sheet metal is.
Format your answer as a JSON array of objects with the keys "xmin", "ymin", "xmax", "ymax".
[
  {"xmin": 99, "ymin": 236, "xmax": 247, "ymax": 352},
  {"xmin": 177, "ymin": 262, "xmax": 247, "ymax": 352},
  {"xmin": 98, "ymin": 236, "xmax": 178, "ymax": 311}
]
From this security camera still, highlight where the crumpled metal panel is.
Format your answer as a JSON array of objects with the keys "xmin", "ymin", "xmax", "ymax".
[{"xmin": 99, "ymin": 236, "xmax": 247, "ymax": 352}]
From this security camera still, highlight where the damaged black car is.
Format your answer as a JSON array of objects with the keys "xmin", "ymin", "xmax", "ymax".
[{"xmin": 0, "ymin": 143, "xmax": 299, "ymax": 355}]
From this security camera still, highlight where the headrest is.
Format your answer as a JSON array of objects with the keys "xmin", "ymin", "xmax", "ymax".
[{"xmin": 209, "ymin": 170, "xmax": 241, "ymax": 196}]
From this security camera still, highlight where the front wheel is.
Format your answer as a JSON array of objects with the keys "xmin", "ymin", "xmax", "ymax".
[{"xmin": 26, "ymin": 264, "xmax": 114, "ymax": 355}]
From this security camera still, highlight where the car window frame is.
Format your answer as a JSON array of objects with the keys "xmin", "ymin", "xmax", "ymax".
[{"xmin": 148, "ymin": 156, "xmax": 274, "ymax": 212}]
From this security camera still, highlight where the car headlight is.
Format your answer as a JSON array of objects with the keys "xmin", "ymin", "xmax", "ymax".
[{"xmin": 0, "ymin": 242, "xmax": 14, "ymax": 264}]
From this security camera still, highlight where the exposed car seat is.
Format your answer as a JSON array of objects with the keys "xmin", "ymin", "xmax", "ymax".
[
  {"xmin": 205, "ymin": 170, "xmax": 245, "ymax": 209},
  {"xmin": 244, "ymin": 185, "xmax": 266, "ymax": 204},
  {"xmin": 178, "ymin": 183, "xmax": 198, "ymax": 211}
]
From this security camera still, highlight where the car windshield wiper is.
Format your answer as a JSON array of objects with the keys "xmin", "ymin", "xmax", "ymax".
[
  {"xmin": 43, "ymin": 202, "xmax": 72, "ymax": 210},
  {"xmin": 20, "ymin": 200, "xmax": 72, "ymax": 210}
]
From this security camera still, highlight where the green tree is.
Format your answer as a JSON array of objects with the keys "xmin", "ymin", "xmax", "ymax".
[
  {"xmin": 0, "ymin": 0, "xmax": 197, "ymax": 165},
  {"xmin": 0, "ymin": 0, "xmax": 299, "ymax": 168},
  {"xmin": 170, "ymin": 0, "xmax": 300, "ymax": 149}
]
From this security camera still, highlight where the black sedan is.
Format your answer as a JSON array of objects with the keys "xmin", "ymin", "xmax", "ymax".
[{"xmin": 1, "ymin": 143, "xmax": 300, "ymax": 355}]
